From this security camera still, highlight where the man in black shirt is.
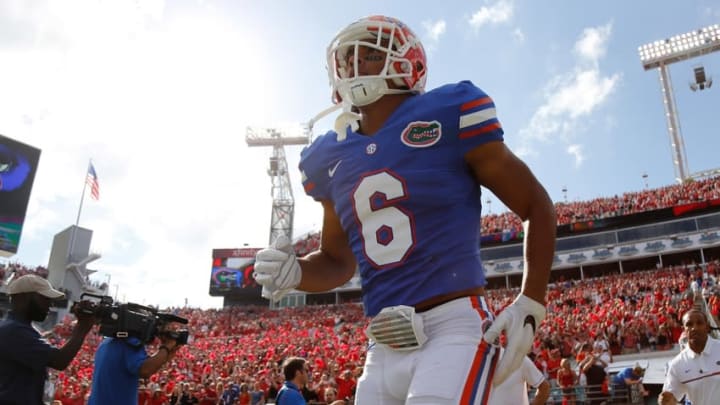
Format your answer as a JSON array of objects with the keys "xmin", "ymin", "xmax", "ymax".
[{"xmin": 0, "ymin": 275, "xmax": 96, "ymax": 404}]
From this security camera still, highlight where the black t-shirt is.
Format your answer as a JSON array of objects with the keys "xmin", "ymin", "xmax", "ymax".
[
  {"xmin": 585, "ymin": 364, "xmax": 607, "ymax": 385},
  {"xmin": 0, "ymin": 313, "xmax": 57, "ymax": 405}
]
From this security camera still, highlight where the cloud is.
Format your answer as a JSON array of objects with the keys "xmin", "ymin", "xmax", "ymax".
[
  {"xmin": 516, "ymin": 22, "xmax": 620, "ymax": 167},
  {"xmin": 423, "ymin": 19, "xmax": 446, "ymax": 43},
  {"xmin": 469, "ymin": 0, "xmax": 514, "ymax": 29},
  {"xmin": 512, "ymin": 28, "xmax": 525, "ymax": 43},
  {"xmin": 525, "ymin": 69, "xmax": 619, "ymax": 142},
  {"xmin": 422, "ymin": 19, "xmax": 446, "ymax": 52},
  {"xmin": 567, "ymin": 144, "xmax": 585, "ymax": 167},
  {"xmin": 574, "ymin": 23, "xmax": 613, "ymax": 66}
]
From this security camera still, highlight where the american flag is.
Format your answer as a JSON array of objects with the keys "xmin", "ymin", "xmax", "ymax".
[{"xmin": 87, "ymin": 163, "xmax": 100, "ymax": 200}]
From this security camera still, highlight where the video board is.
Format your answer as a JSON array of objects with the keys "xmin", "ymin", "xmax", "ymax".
[
  {"xmin": 209, "ymin": 247, "xmax": 262, "ymax": 297},
  {"xmin": 0, "ymin": 134, "xmax": 41, "ymax": 257}
]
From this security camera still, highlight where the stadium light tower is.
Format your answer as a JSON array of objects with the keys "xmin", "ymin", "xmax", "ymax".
[
  {"xmin": 245, "ymin": 105, "xmax": 342, "ymax": 245},
  {"xmin": 246, "ymin": 126, "xmax": 309, "ymax": 245},
  {"xmin": 638, "ymin": 23, "xmax": 720, "ymax": 183}
]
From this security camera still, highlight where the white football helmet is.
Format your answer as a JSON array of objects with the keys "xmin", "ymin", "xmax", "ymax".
[{"xmin": 326, "ymin": 16, "xmax": 427, "ymax": 107}]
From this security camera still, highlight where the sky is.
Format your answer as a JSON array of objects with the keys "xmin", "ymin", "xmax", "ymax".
[{"xmin": 1, "ymin": 0, "xmax": 719, "ymax": 309}]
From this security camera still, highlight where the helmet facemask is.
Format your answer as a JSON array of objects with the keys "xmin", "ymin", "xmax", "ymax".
[{"xmin": 327, "ymin": 17, "xmax": 426, "ymax": 107}]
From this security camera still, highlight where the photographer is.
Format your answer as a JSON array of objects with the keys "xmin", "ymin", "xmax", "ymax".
[
  {"xmin": 0, "ymin": 274, "xmax": 96, "ymax": 405},
  {"xmin": 87, "ymin": 330, "xmax": 179, "ymax": 405},
  {"xmin": 84, "ymin": 301, "xmax": 191, "ymax": 405}
]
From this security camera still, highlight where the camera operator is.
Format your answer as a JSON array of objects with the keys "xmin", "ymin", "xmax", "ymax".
[
  {"xmin": 87, "ymin": 327, "xmax": 180, "ymax": 405},
  {"xmin": 0, "ymin": 274, "xmax": 97, "ymax": 405}
]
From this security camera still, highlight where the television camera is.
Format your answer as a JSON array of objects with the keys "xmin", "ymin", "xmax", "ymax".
[{"xmin": 71, "ymin": 293, "xmax": 190, "ymax": 345}]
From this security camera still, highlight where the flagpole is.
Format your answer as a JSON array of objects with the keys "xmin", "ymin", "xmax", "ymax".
[{"xmin": 68, "ymin": 160, "xmax": 90, "ymax": 261}]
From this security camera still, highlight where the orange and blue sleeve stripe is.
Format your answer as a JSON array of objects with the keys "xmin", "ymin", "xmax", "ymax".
[{"xmin": 458, "ymin": 96, "xmax": 503, "ymax": 140}]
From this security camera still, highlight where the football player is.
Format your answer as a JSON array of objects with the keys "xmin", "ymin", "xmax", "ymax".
[{"xmin": 254, "ymin": 15, "xmax": 556, "ymax": 404}]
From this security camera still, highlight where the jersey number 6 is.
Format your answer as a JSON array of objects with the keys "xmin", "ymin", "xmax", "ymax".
[{"xmin": 352, "ymin": 171, "xmax": 416, "ymax": 267}]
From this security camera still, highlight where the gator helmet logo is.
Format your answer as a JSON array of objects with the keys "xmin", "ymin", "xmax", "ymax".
[{"xmin": 401, "ymin": 121, "xmax": 442, "ymax": 148}]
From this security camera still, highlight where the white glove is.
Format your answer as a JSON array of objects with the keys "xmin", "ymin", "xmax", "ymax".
[
  {"xmin": 484, "ymin": 294, "xmax": 546, "ymax": 386},
  {"xmin": 253, "ymin": 235, "xmax": 302, "ymax": 302}
]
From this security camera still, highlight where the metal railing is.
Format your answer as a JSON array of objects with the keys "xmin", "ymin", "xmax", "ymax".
[{"xmin": 532, "ymin": 383, "xmax": 644, "ymax": 405}]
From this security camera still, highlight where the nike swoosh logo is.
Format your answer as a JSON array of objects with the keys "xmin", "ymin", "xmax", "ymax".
[
  {"xmin": 523, "ymin": 315, "xmax": 536, "ymax": 333},
  {"xmin": 328, "ymin": 160, "xmax": 342, "ymax": 177}
]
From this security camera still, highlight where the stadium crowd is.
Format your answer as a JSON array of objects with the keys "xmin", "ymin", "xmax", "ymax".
[
  {"xmin": 483, "ymin": 175, "xmax": 720, "ymax": 235},
  {"xmin": 0, "ymin": 262, "xmax": 49, "ymax": 283},
  {"xmin": 1, "ymin": 258, "xmax": 717, "ymax": 404}
]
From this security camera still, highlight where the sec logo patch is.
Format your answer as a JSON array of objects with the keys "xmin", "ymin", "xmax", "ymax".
[{"xmin": 401, "ymin": 121, "xmax": 442, "ymax": 148}]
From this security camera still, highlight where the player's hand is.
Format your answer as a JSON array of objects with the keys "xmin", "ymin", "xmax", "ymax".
[
  {"xmin": 253, "ymin": 235, "xmax": 301, "ymax": 302},
  {"xmin": 484, "ymin": 294, "xmax": 546, "ymax": 386},
  {"xmin": 658, "ymin": 392, "xmax": 678, "ymax": 405}
]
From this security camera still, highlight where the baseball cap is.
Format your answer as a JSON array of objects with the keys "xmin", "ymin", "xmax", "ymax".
[{"xmin": 7, "ymin": 274, "xmax": 65, "ymax": 299}]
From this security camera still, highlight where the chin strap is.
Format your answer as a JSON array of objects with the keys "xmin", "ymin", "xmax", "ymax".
[
  {"xmin": 306, "ymin": 102, "xmax": 361, "ymax": 143},
  {"xmin": 334, "ymin": 110, "xmax": 361, "ymax": 141},
  {"xmin": 307, "ymin": 104, "xmax": 342, "ymax": 132}
]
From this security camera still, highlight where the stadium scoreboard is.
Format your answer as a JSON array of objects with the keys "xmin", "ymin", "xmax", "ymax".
[
  {"xmin": 0, "ymin": 134, "xmax": 41, "ymax": 257},
  {"xmin": 208, "ymin": 247, "xmax": 262, "ymax": 297}
]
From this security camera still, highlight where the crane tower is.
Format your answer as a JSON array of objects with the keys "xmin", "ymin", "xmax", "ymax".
[{"xmin": 245, "ymin": 126, "xmax": 310, "ymax": 245}]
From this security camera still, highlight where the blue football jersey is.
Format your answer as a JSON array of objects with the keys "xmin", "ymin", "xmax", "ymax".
[{"xmin": 299, "ymin": 81, "xmax": 504, "ymax": 316}]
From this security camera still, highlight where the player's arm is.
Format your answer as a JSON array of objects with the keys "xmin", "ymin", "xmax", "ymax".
[
  {"xmin": 296, "ymin": 199, "xmax": 357, "ymax": 292},
  {"xmin": 469, "ymin": 140, "xmax": 555, "ymax": 385},
  {"xmin": 465, "ymin": 140, "xmax": 556, "ymax": 304}
]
